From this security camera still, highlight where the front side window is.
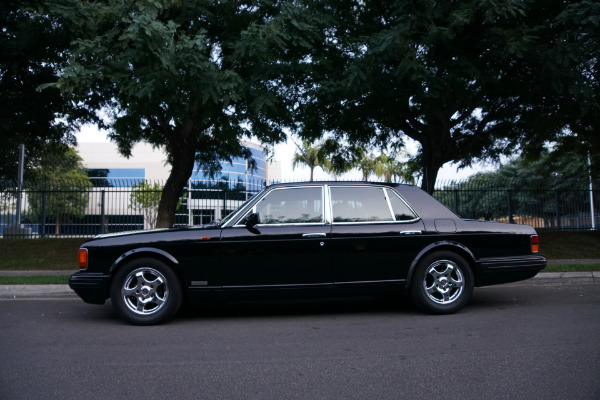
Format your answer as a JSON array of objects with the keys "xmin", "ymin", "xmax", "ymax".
[
  {"xmin": 255, "ymin": 187, "xmax": 323, "ymax": 224},
  {"xmin": 331, "ymin": 186, "xmax": 394, "ymax": 223}
]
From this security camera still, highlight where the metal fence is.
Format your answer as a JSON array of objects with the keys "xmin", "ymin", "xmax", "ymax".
[
  {"xmin": 0, "ymin": 178, "xmax": 597, "ymax": 238},
  {"xmin": 433, "ymin": 179, "xmax": 599, "ymax": 231}
]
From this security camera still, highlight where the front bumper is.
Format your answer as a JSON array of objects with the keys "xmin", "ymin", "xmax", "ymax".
[
  {"xmin": 68, "ymin": 272, "xmax": 111, "ymax": 305},
  {"xmin": 476, "ymin": 255, "xmax": 547, "ymax": 286}
]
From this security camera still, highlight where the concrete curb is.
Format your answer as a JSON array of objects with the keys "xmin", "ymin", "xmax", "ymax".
[{"xmin": 0, "ymin": 284, "xmax": 76, "ymax": 299}]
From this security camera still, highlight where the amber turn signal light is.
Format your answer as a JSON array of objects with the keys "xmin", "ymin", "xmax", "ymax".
[
  {"xmin": 78, "ymin": 249, "xmax": 88, "ymax": 269},
  {"xmin": 531, "ymin": 235, "xmax": 539, "ymax": 253}
]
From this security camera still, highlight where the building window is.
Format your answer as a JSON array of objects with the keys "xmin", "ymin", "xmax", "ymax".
[{"xmin": 88, "ymin": 168, "xmax": 145, "ymax": 187}]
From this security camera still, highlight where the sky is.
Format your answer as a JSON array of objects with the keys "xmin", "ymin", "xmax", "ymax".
[{"xmin": 76, "ymin": 124, "xmax": 490, "ymax": 183}]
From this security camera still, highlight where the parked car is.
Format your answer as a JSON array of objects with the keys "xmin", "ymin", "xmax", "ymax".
[{"xmin": 69, "ymin": 181, "xmax": 546, "ymax": 324}]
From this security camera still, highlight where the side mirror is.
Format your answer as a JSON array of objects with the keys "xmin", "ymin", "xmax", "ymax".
[{"xmin": 243, "ymin": 212, "xmax": 260, "ymax": 228}]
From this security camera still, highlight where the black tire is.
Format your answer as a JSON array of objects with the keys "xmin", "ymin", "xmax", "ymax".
[
  {"xmin": 110, "ymin": 257, "xmax": 182, "ymax": 325},
  {"xmin": 410, "ymin": 251, "xmax": 474, "ymax": 314}
]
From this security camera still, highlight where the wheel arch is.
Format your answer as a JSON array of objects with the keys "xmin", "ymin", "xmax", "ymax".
[
  {"xmin": 405, "ymin": 241, "xmax": 478, "ymax": 290},
  {"xmin": 109, "ymin": 247, "xmax": 181, "ymax": 275}
]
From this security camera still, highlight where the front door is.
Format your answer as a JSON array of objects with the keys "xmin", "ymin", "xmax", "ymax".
[{"xmin": 219, "ymin": 186, "xmax": 332, "ymax": 287}]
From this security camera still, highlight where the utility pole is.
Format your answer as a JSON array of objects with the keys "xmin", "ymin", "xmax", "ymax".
[
  {"xmin": 589, "ymin": 152, "xmax": 596, "ymax": 230},
  {"xmin": 15, "ymin": 144, "xmax": 25, "ymax": 226},
  {"xmin": 5, "ymin": 144, "xmax": 32, "ymax": 238}
]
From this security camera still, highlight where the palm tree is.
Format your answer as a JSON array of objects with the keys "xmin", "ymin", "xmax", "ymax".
[
  {"xmin": 373, "ymin": 152, "xmax": 415, "ymax": 184},
  {"xmin": 355, "ymin": 148, "xmax": 378, "ymax": 181},
  {"xmin": 292, "ymin": 139, "xmax": 325, "ymax": 181}
]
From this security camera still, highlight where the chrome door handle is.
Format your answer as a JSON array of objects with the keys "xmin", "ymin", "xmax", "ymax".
[
  {"xmin": 399, "ymin": 230, "xmax": 422, "ymax": 235},
  {"xmin": 302, "ymin": 233, "xmax": 327, "ymax": 238}
]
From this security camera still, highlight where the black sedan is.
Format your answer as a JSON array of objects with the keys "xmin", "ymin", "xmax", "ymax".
[{"xmin": 69, "ymin": 181, "xmax": 546, "ymax": 324}]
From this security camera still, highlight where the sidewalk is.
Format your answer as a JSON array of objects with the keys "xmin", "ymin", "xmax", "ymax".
[{"xmin": 0, "ymin": 261, "xmax": 599, "ymax": 299}]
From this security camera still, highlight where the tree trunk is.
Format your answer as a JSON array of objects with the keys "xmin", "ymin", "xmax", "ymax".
[
  {"xmin": 419, "ymin": 141, "xmax": 444, "ymax": 195},
  {"xmin": 155, "ymin": 140, "xmax": 196, "ymax": 228}
]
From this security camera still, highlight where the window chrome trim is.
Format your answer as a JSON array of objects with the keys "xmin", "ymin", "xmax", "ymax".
[
  {"xmin": 382, "ymin": 187, "xmax": 396, "ymax": 221},
  {"xmin": 386, "ymin": 187, "xmax": 420, "ymax": 220},
  {"xmin": 232, "ymin": 185, "xmax": 326, "ymax": 227},
  {"xmin": 330, "ymin": 219, "xmax": 421, "ymax": 225},
  {"xmin": 328, "ymin": 184, "xmax": 421, "ymax": 225}
]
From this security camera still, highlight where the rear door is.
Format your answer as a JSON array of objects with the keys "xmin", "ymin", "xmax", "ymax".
[{"xmin": 329, "ymin": 186, "xmax": 424, "ymax": 284}]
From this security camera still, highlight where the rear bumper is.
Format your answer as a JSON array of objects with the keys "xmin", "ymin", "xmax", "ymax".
[
  {"xmin": 476, "ymin": 255, "xmax": 547, "ymax": 286},
  {"xmin": 68, "ymin": 272, "xmax": 111, "ymax": 305}
]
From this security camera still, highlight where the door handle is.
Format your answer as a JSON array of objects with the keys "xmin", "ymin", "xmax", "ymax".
[
  {"xmin": 302, "ymin": 233, "xmax": 327, "ymax": 238},
  {"xmin": 399, "ymin": 230, "xmax": 422, "ymax": 235}
]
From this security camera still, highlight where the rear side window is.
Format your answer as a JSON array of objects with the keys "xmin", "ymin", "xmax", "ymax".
[
  {"xmin": 330, "ymin": 186, "xmax": 394, "ymax": 223},
  {"xmin": 385, "ymin": 188, "xmax": 418, "ymax": 221}
]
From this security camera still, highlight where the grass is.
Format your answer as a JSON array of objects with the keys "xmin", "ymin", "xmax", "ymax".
[
  {"xmin": 0, "ymin": 275, "xmax": 71, "ymax": 285},
  {"xmin": 0, "ymin": 238, "xmax": 86, "ymax": 270},
  {"xmin": 537, "ymin": 231, "xmax": 600, "ymax": 259},
  {"xmin": 544, "ymin": 264, "xmax": 600, "ymax": 273}
]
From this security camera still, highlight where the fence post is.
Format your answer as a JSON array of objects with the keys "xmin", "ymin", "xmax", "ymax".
[
  {"xmin": 100, "ymin": 190, "xmax": 106, "ymax": 234},
  {"xmin": 453, "ymin": 189, "xmax": 459, "ymax": 215},
  {"xmin": 508, "ymin": 190, "xmax": 514, "ymax": 224},
  {"xmin": 555, "ymin": 190, "xmax": 561, "ymax": 229},
  {"xmin": 41, "ymin": 191, "xmax": 46, "ymax": 238}
]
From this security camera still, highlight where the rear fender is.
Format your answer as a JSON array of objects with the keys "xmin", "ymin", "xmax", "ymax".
[{"xmin": 405, "ymin": 241, "xmax": 477, "ymax": 289}]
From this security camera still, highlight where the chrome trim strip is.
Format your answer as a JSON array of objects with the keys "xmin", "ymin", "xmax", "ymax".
[
  {"xmin": 332, "ymin": 218, "xmax": 421, "ymax": 225},
  {"xmin": 220, "ymin": 282, "xmax": 333, "ymax": 290},
  {"xmin": 333, "ymin": 279, "xmax": 405, "ymax": 285},
  {"xmin": 382, "ymin": 188, "xmax": 396, "ymax": 221},
  {"xmin": 190, "ymin": 280, "xmax": 406, "ymax": 291}
]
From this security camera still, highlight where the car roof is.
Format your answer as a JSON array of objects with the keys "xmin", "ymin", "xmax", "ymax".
[{"xmin": 265, "ymin": 181, "xmax": 411, "ymax": 189}]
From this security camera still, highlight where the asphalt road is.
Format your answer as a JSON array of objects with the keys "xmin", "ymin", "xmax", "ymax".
[{"xmin": 1, "ymin": 283, "xmax": 599, "ymax": 400}]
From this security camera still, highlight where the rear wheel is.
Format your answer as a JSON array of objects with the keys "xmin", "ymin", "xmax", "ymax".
[
  {"xmin": 110, "ymin": 257, "xmax": 182, "ymax": 325},
  {"xmin": 410, "ymin": 251, "xmax": 474, "ymax": 314}
]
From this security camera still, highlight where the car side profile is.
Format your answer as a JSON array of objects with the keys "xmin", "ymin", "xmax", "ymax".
[{"xmin": 69, "ymin": 182, "xmax": 547, "ymax": 324}]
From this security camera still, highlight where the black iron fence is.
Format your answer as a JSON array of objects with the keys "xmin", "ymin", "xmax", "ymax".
[
  {"xmin": 1, "ymin": 178, "xmax": 598, "ymax": 238},
  {"xmin": 433, "ymin": 179, "xmax": 599, "ymax": 231},
  {"xmin": 0, "ymin": 179, "xmax": 264, "ymax": 238}
]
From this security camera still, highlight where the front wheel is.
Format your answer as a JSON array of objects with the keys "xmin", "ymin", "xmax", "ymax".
[
  {"xmin": 410, "ymin": 251, "xmax": 474, "ymax": 314},
  {"xmin": 110, "ymin": 258, "xmax": 182, "ymax": 325}
]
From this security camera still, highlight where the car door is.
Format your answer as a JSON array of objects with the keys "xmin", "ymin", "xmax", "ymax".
[
  {"xmin": 329, "ymin": 185, "xmax": 425, "ymax": 284},
  {"xmin": 219, "ymin": 186, "xmax": 332, "ymax": 287}
]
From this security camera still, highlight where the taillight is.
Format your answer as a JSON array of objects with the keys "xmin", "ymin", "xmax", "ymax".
[
  {"xmin": 78, "ymin": 249, "xmax": 88, "ymax": 269},
  {"xmin": 531, "ymin": 235, "xmax": 539, "ymax": 253}
]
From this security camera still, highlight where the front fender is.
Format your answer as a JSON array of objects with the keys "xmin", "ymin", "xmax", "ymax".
[{"xmin": 109, "ymin": 247, "xmax": 180, "ymax": 273}]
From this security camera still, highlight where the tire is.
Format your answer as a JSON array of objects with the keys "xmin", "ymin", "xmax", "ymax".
[
  {"xmin": 110, "ymin": 257, "xmax": 182, "ymax": 325},
  {"xmin": 410, "ymin": 251, "xmax": 474, "ymax": 314}
]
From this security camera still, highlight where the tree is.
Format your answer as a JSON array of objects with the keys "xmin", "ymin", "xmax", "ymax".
[
  {"xmin": 292, "ymin": 139, "xmax": 326, "ymax": 181},
  {"xmin": 354, "ymin": 149, "xmax": 378, "ymax": 182},
  {"xmin": 27, "ymin": 145, "xmax": 91, "ymax": 235},
  {"xmin": 47, "ymin": 0, "xmax": 321, "ymax": 227},
  {"xmin": 129, "ymin": 181, "xmax": 163, "ymax": 230},
  {"xmin": 0, "ymin": 1, "xmax": 91, "ymax": 178},
  {"xmin": 435, "ymin": 150, "xmax": 598, "ymax": 224},
  {"xmin": 297, "ymin": 0, "xmax": 598, "ymax": 193},
  {"xmin": 373, "ymin": 153, "xmax": 414, "ymax": 184}
]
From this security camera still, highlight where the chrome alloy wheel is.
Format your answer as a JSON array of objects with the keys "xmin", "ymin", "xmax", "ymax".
[
  {"xmin": 121, "ymin": 267, "xmax": 169, "ymax": 315},
  {"xmin": 423, "ymin": 260, "xmax": 465, "ymax": 305}
]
